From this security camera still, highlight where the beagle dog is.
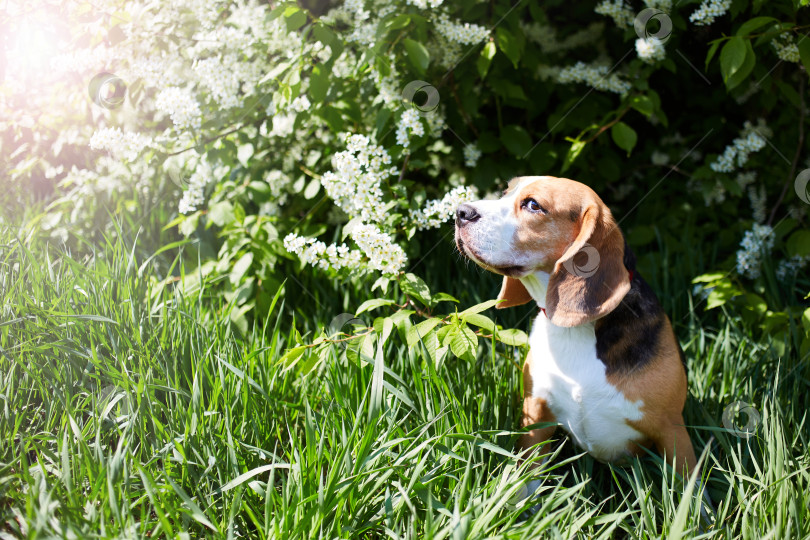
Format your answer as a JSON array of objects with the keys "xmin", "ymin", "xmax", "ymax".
[{"xmin": 454, "ymin": 176, "xmax": 698, "ymax": 475}]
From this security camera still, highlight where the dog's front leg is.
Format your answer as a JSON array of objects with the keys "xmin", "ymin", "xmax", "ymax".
[{"xmin": 518, "ymin": 354, "xmax": 556, "ymax": 456}]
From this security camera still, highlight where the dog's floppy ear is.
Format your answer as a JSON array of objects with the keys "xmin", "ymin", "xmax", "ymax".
[
  {"xmin": 546, "ymin": 204, "xmax": 630, "ymax": 327},
  {"xmin": 496, "ymin": 277, "xmax": 533, "ymax": 309}
]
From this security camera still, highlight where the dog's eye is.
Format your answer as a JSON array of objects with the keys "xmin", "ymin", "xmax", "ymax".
[{"xmin": 521, "ymin": 198, "xmax": 546, "ymax": 214}]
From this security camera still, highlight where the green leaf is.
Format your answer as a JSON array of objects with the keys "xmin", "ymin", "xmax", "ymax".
[
  {"xmin": 303, "ymin": 178, "xmax": 320, "ymax": 199},
  {"xmin": 463, "ymin": 313, "xmax": 496, "ymax": 332},
  {"xmin": 406, "ymin": 317, "xmax": 443, "ymax": 347},
  {"xmin": 400, "ymin": 273, "xmax": 432, "ymax": 307},
  {"xmin": 720, "ymin": 36, "xmax": 747, "ymax": 85},
  {"xmin": 787, "ymin": 230, "xmax": 810, "ymax": 257},
  {"xmin": 403, "ymin": 39, "xmax": 430, "ymax": 73},
  {"xmin": 309, "ymin": 65, "xmax": 329, "ymax": 101},
  {"xmin": 735, "ymin": 16, "xmax": 778, "ymax": 37},
  {"xmin": 630, "ymin": 95, "xmax": 654, "ymax": 117},
  {"xmin": 356, "ymin": 298, "xmax": 396, "ymax": 316},
  {"xmin": 496, "ymin": 28, "xmax": 521, "ymax": 68},
  {"xmin": 726, "ymin": 40, "xmax": 755, "ymax": 91},
  {"xmin": 459, "ymin": 299, "xmax": 500, "ymax": 316},
  {"xmin": 221, "ymin": 464, "xmax": 290, "ymax": 493},
  {"xmin": 705, "ymin": 39, "xmax": 723, "ymax": 70},
  {"xmin": 500, "ymin": 125, "xmax": 532, "ymax": 157},
  {"xmin": 798, "ymin": 36, "xmax": 810, "ymax": 75},
  {"xmin": 561, "ymin": 139, "xmax": 586, "ymax": 172},
  {"xmin": 208, "ymin": 201, "xmax": 235, "ymax": 227},
  {"xmin": 497, "ymin": 328, "xmax": 528, "ymax": 347},
  {"xmin": 477, "ymin": 41, "xmax": 496, "ymax": 79},
  {"xmin": 284, "ymin": 7, "xmax": 307, "ymax": 31},
  {"xmin": 230, "ymin": 252, "xmax": 253, "ymax": 286},
  {"xmin": 448, "ymin": 326, "xmax": 478, "ymax": 360},
  {"xmin": 610, "ymin": 122, "xmax": 637, "ymax": 155}
]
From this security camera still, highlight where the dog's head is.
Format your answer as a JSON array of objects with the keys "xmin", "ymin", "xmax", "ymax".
[{"xmin": 454, "ymin": 176, "xmax": 630, "ymax": 327}]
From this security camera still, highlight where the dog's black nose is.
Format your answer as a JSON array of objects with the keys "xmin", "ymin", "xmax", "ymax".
[{"xmin": 455, "ymin": 203, "xmax": 480, "ymax": 226}]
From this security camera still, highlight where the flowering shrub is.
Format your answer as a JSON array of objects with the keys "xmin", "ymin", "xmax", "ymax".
[{"xmin": 1, "ymin": 0, "xmax": 808, "ymax": 348}]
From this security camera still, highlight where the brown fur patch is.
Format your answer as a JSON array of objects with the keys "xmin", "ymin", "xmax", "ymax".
[
  {"xmin": 607, "ymin": 315, "xmax": 697, "ymax": 473},
  {"xmin": 519, "ymin": 351, "xmax": 557, "ymax": 452}
]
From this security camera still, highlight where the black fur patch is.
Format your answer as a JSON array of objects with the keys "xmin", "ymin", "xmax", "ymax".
[{"xmin": 595, "ymin": 239, "xmax": 687, "ymax": 376}]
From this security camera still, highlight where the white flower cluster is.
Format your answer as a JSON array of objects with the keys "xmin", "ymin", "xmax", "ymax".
[
  {"xmin": 736, "ymin": 223, "xmax": 774, "ymax": 279},
  {"xmin": 635, "ymin": 37, "xmax": 666, "ymax": 64},
  {"xmin": 178, "ymin": 160, "xmax": 215, "ymax": 215},
  {"xmin": 194, "ymin": 56, "xmax": 242, "ymax": 109},
  {"xmin": 772, "ymin": 35, "xmax": 800, "ymax": 63},
  {"xmin": 735, "ymin": 171, "xmax": 757, "ymax": 190},
  {"xmin": 594, "ymin": 0, "xmax": 634, "ymax": 29},
  {"xmin": 776, "ymin": 255, "xmax": 810, "ymax": 281},
  {"xmin": 689, "ymin": 0, "xmax": 731, "ymax": 26},
  {"xmin": 155, "ymin": 87, "xmax": 202, "ymax": 131},
  {"xmin": 521, "ymin": 22, "xmax": 604, "ymax": 55},
  {"xmin": 283, "ymin": 234, "xmax": 363, "ymax": 271},
  {"xmin": 643, "ymin": 0, "xmax": 672, "ymax": 9},
  {"xmin": 290, "ymin": 95, "xmax": 311, "ymax": 113},
  {"xmin": 284, "ymin": 224, "xmax": 407, "ymax": 275},
  {"xmin": 352, "ymin": 224, "xmax": 408, "ymax": 274},
  {"xmin": 464, "ymin": 144, "xmax": 482, "ymax": 167},
  {"xmin": 410, "ymin": 186, "xmax": 479, "ymax": 230},
  {"xmin": 370, "ymin": 65, "xmax": 402, "ymax": 105},
  {"xmin": 557, "ymin": 62, "xmax": 632, "ymax": 95},
  {"xmin": 435, "ymin": 14, "xmax": 490, "ymax": 46},
  {"xmin": 89, "ymin": 127, "xmax": 152, "ymax": 162},
  {"xmin": 396, "ymin": 109, "xmax": 425, "ymax": 148},
  {"xmin": 406, "ymin": 0, "xmax": 444, "ymax": 8},
  {"xmin": 710, "ymin": 122, "xmax": 769, "ymax": 173},
  {"xmin": 320, "ymin": 134, "xmax": 397, "ymax": 223},
  {"xmin": 651, "ymin": 150, "xmax": 670, "ymax": 166},
  {"xmin": 748, "ymin": 185, "xmax": 767, "ymax": 223}
]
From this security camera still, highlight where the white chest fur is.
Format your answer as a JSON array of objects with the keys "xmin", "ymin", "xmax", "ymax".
[{"xmin": 521, "ymin": 272, "xmax": 645, "ymax": 463}]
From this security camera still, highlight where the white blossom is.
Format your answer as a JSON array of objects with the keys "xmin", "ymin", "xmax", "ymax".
[
  {"xmin": 771, "ymin": 34, "xmax": 800, "ymax": 63},
  {"xmin": 410, "ymin": 186, "xmax": 478, "ymax": 230},
  {"xmin": 320, "ymin": 133, "xmax": 397, "ymax": 223},
  {"xmin": 777, "ymin": 255, "xmax": 810, "ymax": 280},
  {"xmin": 594, "ymin": 0, "xmax": 634, "ymax": 29},
  {"xmin": 735, "ymin": 223, "xmax": 774, "ymax": 279},
  {"xmin": 89, "ymin": 127, "xmax": 152, "ymax": 161},
  {"xmin": 463, "ymin": 144, "xmax": 482, "ymax": 167},
  {"xmin": 557, "ymin": 61, "xmax": 631, "ymax": 95},
  {"xmin": 435, "ymin": 14, "xmax": 490, "ymax": 46},
  {"xmin": 155, "ymin": 87, "xmax": 202, "ymax": 131},
  {"xmin": 290, "ymin": 95, "xmax": 311, "ymax": 113},
  {"xmin": 689, "ymin": 0, "xmax": 731, "ymax": 26},
  {"xmin": 710, "ymin": 122, "xmax": 768, "ymax": 173},
  {"xmin": 178, "ymin": 161, "xmax": 215, "ymax": 215},
  {"xmin": 748, "ymin": 185, "xmax": 767, "ymax": 224},
  {"xmin": 396, "ymin": 109, "xmax": 425, "ymax": 148},
  {"xmin": 635, "ymin": 37, "xmax": 666, "ymax": 64}
]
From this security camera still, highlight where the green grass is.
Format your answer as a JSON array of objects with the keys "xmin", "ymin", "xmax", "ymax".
[{"xmin": 0, "ymin": 223, "xmax": 808, "ymax": 539}]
